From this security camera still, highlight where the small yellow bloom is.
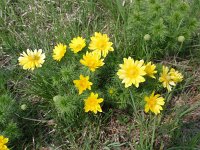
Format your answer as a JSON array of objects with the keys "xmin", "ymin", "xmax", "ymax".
[
  {"xmin": 109, "ymin": 89, "xmax": 114, "ymax": 94},
  {"xmin": 80, "ymin": 51, "xmax": 104, "ymax": 72},
  {"xmin": 117, "ymin": 57, "xmax": 146, "ymax": 88},
  {"xmin": 52, "ymin": 43, "xmax": 67, "ymax": 61},
  {"xmin": 159, "ymin": 66, "xmax": 176, "ymax": 92},
  {"xmin": 69, "ymin": 36, "xmax": 86, "ymax": 53},
  {"xmin": 18, "ymin": 49, "xmax": 45, "ymax": 70},
  {"xmin": 89, "ymin": 32, "xmax": 114, "ymax": 57},
  {"xmin": 144, "ymin": 91, "xmax": 165, "ymax": 115},
  {"xmin": 84, "ymin": 92, "xmax": 103, "ymax": 114},
  {"xmin": 73, "ymin": 75, "xmax": 93, "ymax": 94},
  {"xmin": 169, "ymin": 68, "xmax": 183, "ymax": 83},
  {"xmin": 0, "ymin": 135, "xmax": 9, "ymax": 150},
  {"xmin": 107, "ymin": 87, "xmax": 116, "ymax": 96},
  {"xmin": 144, "ymin": 62, "xmax": 157, "ymax": 78}
]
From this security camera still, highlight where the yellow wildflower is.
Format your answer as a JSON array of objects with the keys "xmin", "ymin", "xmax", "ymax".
[
  {"xmin": 80, "ymin": 51, "xmax": 104, "ymax": 72},
  {"xmin": 52, "ymin": 43, "xmax": 67, "ymax": 61},
  {"xmin": 18, "ymin": 49, "xmax": 45, "ymax": 70},
  {"xmin": 170, "ymin": 68, "xmax": 183, "ymax": 83},
  {"xmin": 117, "ymin": 57, "xmax": 146, "ymax": 88},
  {"xmin": 159, "ymin": 66, "xmax": 176, "ymax": 92},
  {"xmin": 144, "ymin": 62, "xmax": 157, "ymax": 78},
  {"xmin": 109, "ymin": 89, "xmax": 114, "ymax": 94},
  {"xmin": 107, "ymin": 87, "xmax": 116, "ymax": 96},
  {"xmin": 73, "ymin": 75, "xmax": 93, "ymax": 94},
  {"xmin": 84, "ymin": 92, "xmax": 103, "ymax": 114},
  {"xmin": 69, "ymin": 36, "xmax": 86, "ymax": 53},
  {"xmin": 89, "ymin": 32, "xmax": 114, "ymax": 57},
  {"xmin": 0, "ymin": 135, "xmax": 9, "ymax": 150},
  {"xmin": 144, "ymin": 91, "xmax": 165, "ymax": 115}
]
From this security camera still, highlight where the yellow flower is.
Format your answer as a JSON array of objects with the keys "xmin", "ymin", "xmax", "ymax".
[
  {"xmin": 117, "ymin": 57, "xmax": 146, "ymax": 88},
  {"xmin": 144, "ymin": 62, "xmax": 157, "ymax": 78},
  {"xmin": 18, "ymin": 49, "xmax": 45, "ymax": 70},
  {"xmin": 107, "ymin": 87, "xmax": 116, "ymax": 96},
  {"xmin": 89, "ymin": 32, "xmax": 114, "ymax": 57},
  {"xmin": 109, "ymin": 89, "xmax": 114, "ymax": 94},
  {"xmin": 159, "ymin": 66, "xmax": 176, "ymax": 92},
  {"xmin": 84, "ymin": 92, "xmax": 103, "ymax": 114},
  {"xmin": 0, "ymin": 135, "xmax": 9, "ymax": 150},
  {"xmin": 52, "ymin": 43, "xmax": 67, "ymax": 61},
  {"xmin": 80, "ymin": 51, "xmax": 104, "ymax": 72},
  {"xmin": 144, "ymin": 91, "xmax": 165, "ymax": 115},
  {"xmin": 169, "ymin": 68, "xmax": 183, "ymax": 83},
  {"xmin": 69, "ymin": 36, "xmax": 86, "ymax": 53},
  {"xmin": 73, "ymin": 75, "xmax": 93, "ymax": 94}
]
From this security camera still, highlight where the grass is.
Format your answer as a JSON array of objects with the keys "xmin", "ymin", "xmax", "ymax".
[{"xmin": 1, "ymin": 0, "xmax": 200, "ymax": 149}]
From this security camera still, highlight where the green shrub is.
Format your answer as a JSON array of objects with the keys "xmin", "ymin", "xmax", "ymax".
[
  {"xmin": 103, "ymin": 0, "xmax": 199, "ymax": 59},
  {"xmin": 126, "ymin": 0, "xmax": 199, "ymax": 58}
]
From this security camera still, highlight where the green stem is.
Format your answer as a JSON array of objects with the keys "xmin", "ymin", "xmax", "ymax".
[
  {"xmin": 150, "ymin": 116, "xmax": 156, "ymax": 150},
  {"xmin": 176, "ymin": 42, "xmax": 183, "ymax": 56},
  {"xmin": 144, "ymin": 41, "xmax": 150, "ymax": 61},
  {"xmin": 129, "ymin": 89, "xmax": 138, "ymax": 117}
]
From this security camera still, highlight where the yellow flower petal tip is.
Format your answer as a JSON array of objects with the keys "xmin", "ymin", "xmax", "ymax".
[
  {"xmin": 52, "ymin": 43, "xmax": 67, "ymax": 61},
  {"xmin": 18, "ymin": 49, "xmax": 45, "ymax": 70},
  {"xmin": 80, "ymin": 51, "xmax": 104, "ymax": 72},
  {"xmin": 84, "ymin": 92, "xmax": 103, "ymax": 114},
  {"xmin": 117, "ymin": 57, "xmax": 146, "ymax": 88},
  {"xmin": 73, "ymin": 74, "xmax": 93, "ymax": 94},
  {"xmin": 89, "ymin": 32, "xmax": 114, "ymax": 57},
  {"xmin": 144, "ymin": 91, "xmax": 165, "ymax": 115},
  {"xmin": 69, "ymin": 36, "xmax": 86, "ymax": 53}
]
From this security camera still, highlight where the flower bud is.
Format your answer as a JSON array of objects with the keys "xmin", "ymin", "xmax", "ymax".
[
  {"xmin": 144, "ymin": 34, "xmax": 151, "ymax": 41},
  {"xmin": 178, "ymin": 36, "xmax": 185, "ymax": 42},
  {"xmin": 21, "ymin": 104, "xmax": 27, "ymax": 110}
]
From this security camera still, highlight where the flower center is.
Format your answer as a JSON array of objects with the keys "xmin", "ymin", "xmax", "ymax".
[
  {"xmin": 88, "ymin": 98, "xmax": 97, "ymax": 106},
  {"xmin": 29, "ymin": 55, "xmax": 40, "ymax": 62},
  {"xmin": 127, "ymin": 67, "xmax": 139, "ymax": 78},
  {"xmin": 88, "ymin": 58, "xmax": 96, "ymax": 68},
  {"xmin": 97, "ymin": 40, "xmax": 107, "ymax": 50},
  {"xmin": 149, "ymin": 98, "xmax": 156, "ymax": 108},
  {"xmin": 109, "ymin": 89, "xmax": 114, "ymax": 94},
  {"xmin": 163, "ymin": 74, "xmax": 171, "ymax": 83},
  {"xmin": 80, "ymin": 80, "xmax": 87, "ymax": 88},
  {"xmin": 145, "ymin": 67, "xmax": 152, "ymax": 75},
  {"xmin": 76, "ymin": 44, "xmax": 82, "ymax": 50}
]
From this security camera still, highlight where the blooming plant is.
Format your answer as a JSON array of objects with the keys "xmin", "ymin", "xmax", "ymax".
[
  {"xmin": 144, "ymin": 91, "xmax": 165, "ymax": 115},
  {"xmin": 73, "ymin": 75, "xmax": 93, "ymax": 95},
  {"xmin": 144, "ymin": 62, "xmax": 157, "ymax": 78},
  {"xmin": 17, "ymin": 31, "xmax": 184, "ymax": 150},
  {"xmin": 80, "ymin": 51, "xmax": 105, "ymax": 72},
  {"xmin": 52, "ymin": 43, "xmax": 67, "ymax": 61},
  {"xmin": 84, "ymin": 92, "xmax": 103, "ymax": 114},
  {"xmin": 69, "ymin": 37, "xmax": 86, "ymax": 53},
  {"xmin": 2, "ymin": 0, "xmax": 200, "ymax": 148},
  {"xmin": 18, "ymin": 32, "xmax": 114, "ymax": 115},
  {"xmin": 117, "ymin": 57, "xmax": 146, "ymax": 88},
  {"xmin": 18, "ymin": 49, "xmax": 45, "ymax": 70},
  {"xmin": 89, "ymin": 32, "xmax": 114, "ymax": 57},
  {"xmin": 159, "ymin": 66, "xmax": 183, "ymax": 92},
  {"xmin": 18, "ymin": 32, "xmax": 184, "ymax": 116}
]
